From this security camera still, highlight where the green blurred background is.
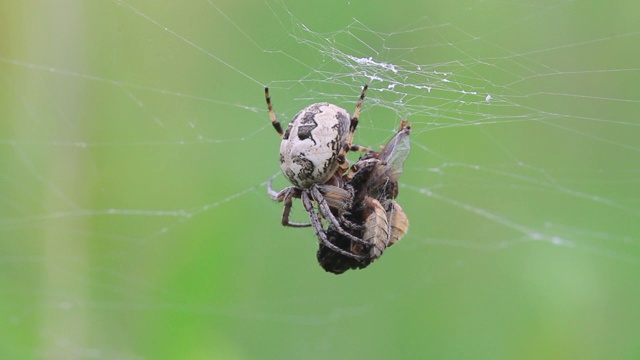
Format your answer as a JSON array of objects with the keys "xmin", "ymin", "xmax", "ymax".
[{"xmin": 1, "ymin": 0, "xmax": 639, "ymax": 359}]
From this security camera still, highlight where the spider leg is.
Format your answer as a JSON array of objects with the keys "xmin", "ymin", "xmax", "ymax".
[
  {"xmin": 265, "ymin": 87, "xmax": 284, "ymax": 138},
  {"xmin": 301, "ymin": 191, "xmax": 362, "ymax": 260},
  {"xmin": 314, "ymin": 183, "xmax": 363, "ymax": 230},
  {"xmin": 281, "ymin": 190, "xmax": 311, "ymax": 228},
  {"xmin": 349, "ymin": 144, "xmax": 374, "ymax": 153},
  {"xmin": 336, "ymin": 84, "xmax": 369, "ymax": 166},
  {"xmin": 267, "ymin": 175, "xmax": 281, "ymax": 200},
  {"xmin": 310, "ymin": 185, "xmax": 368, "ymax": 245},
  {"xmin": 267, "ymin": 177, "xmax": 311, "ymax": 227},
  {"xmin": 338, "ymin": 216, "xmax": 364, "ymax": 230},
  {"xmin": 349, "ymin": 84, "xmax": 368, "ymax": 142}
]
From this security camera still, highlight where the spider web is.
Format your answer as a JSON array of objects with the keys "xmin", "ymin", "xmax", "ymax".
[{"xmin": 1, "ymin": 0, "xmax": 639, "ymax": 358}]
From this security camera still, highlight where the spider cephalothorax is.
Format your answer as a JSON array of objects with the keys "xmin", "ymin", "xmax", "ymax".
[
  {"xmin": 266, "ymin": 86, "xmax": 371, "ymax": 260},
  {"xmin": 317, "ymin": 122, "xmax": 411, "ymax": 274}
]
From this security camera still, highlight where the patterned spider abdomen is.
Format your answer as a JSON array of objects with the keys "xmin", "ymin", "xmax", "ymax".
[{"xmin": 280, "ymin": 102, "xmax": 350, "ymax": 188}]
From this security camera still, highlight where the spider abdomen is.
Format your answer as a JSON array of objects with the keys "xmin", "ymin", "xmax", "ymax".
[{"xmin": 280, "ymin": 102, "xmax": 350, "ymax": 188}]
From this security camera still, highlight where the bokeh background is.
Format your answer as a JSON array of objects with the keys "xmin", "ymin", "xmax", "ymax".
[{"xmin": 1, "ymin": 1, "xmax": 639, "ymax": 359}]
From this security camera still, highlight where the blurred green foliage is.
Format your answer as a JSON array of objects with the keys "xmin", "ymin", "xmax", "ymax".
[{"xmin": 1, "ymin": 1, "xmax": 639, "ymax": 359}]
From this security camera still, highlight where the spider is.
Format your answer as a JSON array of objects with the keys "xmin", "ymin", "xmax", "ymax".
[
  {"xmin": 317, "ymin": 122, "xmax": 411, "ymax": 274},
  {"xmin": 265, "ymin": 85, "xmax": 373, "ymax": 260}
]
